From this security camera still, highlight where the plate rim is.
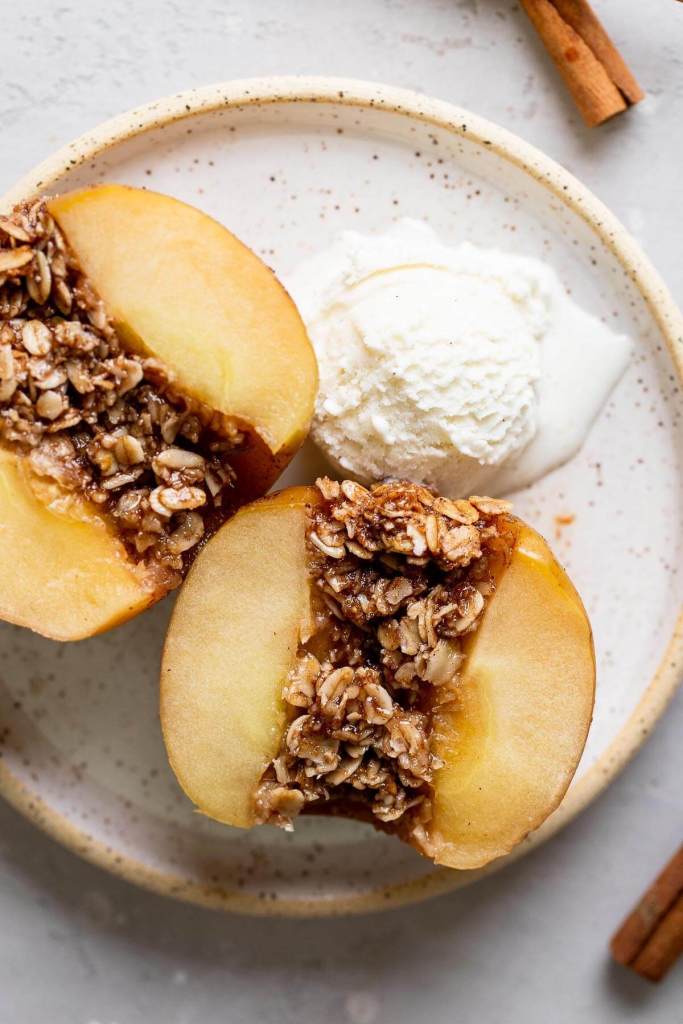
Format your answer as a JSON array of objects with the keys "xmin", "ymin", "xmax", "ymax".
[{"xmin": 1, "ymin": 75, "xmax": 682, "ymax": 917}]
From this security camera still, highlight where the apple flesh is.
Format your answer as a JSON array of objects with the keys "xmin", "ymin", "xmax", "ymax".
[
  {"xmin": 160, "ymin": 487, "xmax": 595, "ymax": 869},
  {"xmin": 48, "ymin": 185, "xmax": 317, "ymax": 461},
  {"xmin": 429, "ymin": 523, "xmax": 595, "ymax": 868},
  {"xmin": 161, "ymin": 488, "xmax": 313, "ymax": 826},
  {"xmin": 0, "ymin": 448, "xmax": 154, "ymax": 641},
  {"xmin": 0, "ymin": 185, "xmax": 317, "ymax": 640}
]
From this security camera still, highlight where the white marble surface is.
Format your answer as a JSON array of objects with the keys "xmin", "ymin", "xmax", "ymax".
[{"xmin": 1, "ymin": 1, "xmax": 682, "ymax": 1020}]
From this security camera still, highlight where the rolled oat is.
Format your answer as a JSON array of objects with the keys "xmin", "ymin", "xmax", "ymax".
[
  {"xmin": 0, "ymin": 199, "xmax": 243, "ymax": 586},
  {"xmin": 255, "ymin": 477, "xmax": 515, "ymax": 847}
]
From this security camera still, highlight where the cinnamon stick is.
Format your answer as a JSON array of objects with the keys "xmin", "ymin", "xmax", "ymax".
[
  {"xmin": 611, "ymin": 845, "xmax": 683, "ymax": 982},
  {"xmin": 632, "ymin": 896, "xmax": 683, "ymax": 982},
  {"xmin": 520, "ymin": 0, "xmax": 644, "ymax": 127}
]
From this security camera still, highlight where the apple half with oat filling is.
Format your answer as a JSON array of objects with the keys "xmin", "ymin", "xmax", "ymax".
[
  {"xmin": 0, "ymin": 184, "xmax": 316, "ymax": 640},
  {"xmin": 161, "ymin": 478, "xmax": 595, "ymax": 870}
]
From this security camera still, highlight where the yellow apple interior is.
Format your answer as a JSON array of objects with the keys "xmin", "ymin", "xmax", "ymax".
[
  {"xmin": 48, "ymin": 185, "xmax": 316, "ymax": 457},
  {"xmin": 0, "ymin": 186, "xmax": 317, "ymax": 639},
  {"xmin": 430, "ymin": 525, "xmax": 595, "ymax": 868},
  {"xmin": 161, "ymin": 479, "xmax": 595, "ymax": 870},
  {"xmin": 0, "ymin": 447, "xmax": 153, "ymax": 640},
  {"xmin": 162, "ymin": 487, "xmax": 312, "ymax": 825}
]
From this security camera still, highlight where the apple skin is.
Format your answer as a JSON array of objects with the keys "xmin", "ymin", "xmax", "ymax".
[{"xmin": 159, "ymin": 488, "xmax": 595, "ymax": 869}]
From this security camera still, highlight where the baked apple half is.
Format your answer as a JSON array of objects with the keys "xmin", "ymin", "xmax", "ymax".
[
  {"xmin": 0, "ymin": 185, "xmax": 316, "ymax": 639},
  {"xmin": 161, "ymin": 478, "xmax": 595, "ymax": 870}
]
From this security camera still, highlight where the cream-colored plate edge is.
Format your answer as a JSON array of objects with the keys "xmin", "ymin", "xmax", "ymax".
[{"xmin": 1, "ymin": 76, "xmax": 682, "ymax": 917}]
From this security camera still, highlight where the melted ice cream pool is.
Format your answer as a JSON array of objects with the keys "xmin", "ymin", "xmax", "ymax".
[{"xmin": 286, "ymin": 220, "xmax": 631, "ymax": 496}]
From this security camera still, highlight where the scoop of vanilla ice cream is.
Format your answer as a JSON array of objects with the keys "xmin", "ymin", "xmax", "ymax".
[{"xmin": 287, "ymin": 219, "xmax": 554, "ymax": 495}]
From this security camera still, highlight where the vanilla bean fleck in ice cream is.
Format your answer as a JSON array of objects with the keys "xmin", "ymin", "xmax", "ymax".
[{"xmin": 287, "ymin": 220, "xmax": 631, "ymax": 495}]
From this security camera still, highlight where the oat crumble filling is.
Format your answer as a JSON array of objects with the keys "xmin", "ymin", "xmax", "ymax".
[
  {"xmin": 255, "ymin": 477, "xmax": 516, "ymax": 852},
  {"xmin": 0, "ymin": 199, "xmax": 245, "ymax": 588}
]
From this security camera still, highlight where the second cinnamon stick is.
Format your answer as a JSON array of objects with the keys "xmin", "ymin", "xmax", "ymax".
[
  {"xmin": 520, "ymin": 0, "xmax": 643, "ymax": 127},
  {"xmin": 611, "ymin": 845, "xmax": 683, "ymax": 982}
]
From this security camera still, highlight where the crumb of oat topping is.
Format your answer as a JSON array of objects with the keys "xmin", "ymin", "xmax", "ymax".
[
  {"xmin": 161, "ymin": 480, "xmax": 595, "ymax": 871},
  {"xmin": 0, "ymin": 185, "xmax": 316, "ymax": 640}
]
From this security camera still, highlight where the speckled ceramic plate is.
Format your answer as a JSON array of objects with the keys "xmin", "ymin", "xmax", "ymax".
[{"xmin": 1, "ymin": 78, "xmax": 682, "ymax": 916}]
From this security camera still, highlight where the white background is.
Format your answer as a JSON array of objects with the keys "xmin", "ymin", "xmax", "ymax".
[{"xmin": 1, "ymin": 1, "xmax": 682, "ymax": 1021}]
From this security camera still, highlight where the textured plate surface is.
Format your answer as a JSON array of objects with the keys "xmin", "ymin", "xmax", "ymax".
[{"xmin": 1, "ymin": 78, "xmax": 682, "ymax": 916}]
